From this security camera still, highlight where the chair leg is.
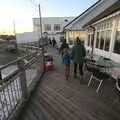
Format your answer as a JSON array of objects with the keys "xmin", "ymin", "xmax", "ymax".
[
  {"xmin": 96, "ymin": 79, "xmax": 103, "ymax": 93},
  {"xmin": 88, "ymin": 74, "xmax": 93, "ymax": 87}
]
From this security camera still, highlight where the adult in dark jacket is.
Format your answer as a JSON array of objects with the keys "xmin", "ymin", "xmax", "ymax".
[
  {"xmin": 71, "ymin": 38, "xmax": 86, "ymax": 77},
  {"xmin": 52, "ymin": 38, "xmax": 56, "ymax": 48}
]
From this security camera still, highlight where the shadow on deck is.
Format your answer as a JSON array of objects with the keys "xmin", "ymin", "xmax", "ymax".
[{"xmin": 18, "ymin": 47, "xmax": 120, "ymax": 120}]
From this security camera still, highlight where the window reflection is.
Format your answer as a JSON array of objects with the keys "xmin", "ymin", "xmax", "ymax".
[
  {"xmin": 105, "ymin": 30, "xmax": 111, "ymax": 51},
  {"xmin": 88, "ymin": 34, "xmax": 90, "ymax": 46},
  {"xmin": 96, "ymin": 32, "xmax": 100, "ymax": 48},
  {"xmin": 44, "ymin": 24, "xmax": 51, "ymax": 31},
  {"xmin": 54, "ymin": 24, "xmax": 60, "ymax": 31},
  {"xmin": 91, "ymin": 34, "xmax": 94, "ymax": 47},
  {"xmin": 68, "ymin": 31, "xmax": 86, "ymax": 42},
  {"xmin": 95, "ymin": 19, "xmax": 112, "ymax": 51},
  {"xmin": 100, "ymin": 31, "xmax": 104, "ymax": 49},
  {"xmin": 114, "ymin": 19, "xmax": 120, "ymax": 54}
]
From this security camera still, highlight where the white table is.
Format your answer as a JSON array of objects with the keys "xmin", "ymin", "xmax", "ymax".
[{"xmin": 86, "ymin": 55, "xmax": 120, "ymax": 92}]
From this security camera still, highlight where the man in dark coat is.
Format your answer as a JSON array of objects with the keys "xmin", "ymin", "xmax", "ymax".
[
  {"xmin": 71, "ymin": 37, "xmax": 86, "ymax": 78},
  {"xmin": 52, "ymin": 38, "xmax": 56, "ymax": 48}
]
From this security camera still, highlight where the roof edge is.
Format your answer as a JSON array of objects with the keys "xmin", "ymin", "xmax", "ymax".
[{"xmin": 63, "ymin": 0, "xmax": 101, "ymax": 29}]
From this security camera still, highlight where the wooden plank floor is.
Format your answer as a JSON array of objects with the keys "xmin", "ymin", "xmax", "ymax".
[{"xmin": 18, "ymin": 47, "xmax": 120, "ymax": 120}]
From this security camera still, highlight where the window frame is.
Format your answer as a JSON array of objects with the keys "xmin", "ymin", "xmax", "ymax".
[
  {"xmin": 44, "ymin": 24, "xmax": 51, "ymax": 31},
  {"xmin": 114, "ymin": 18, "xmax": 120, "ymax": 54},
  {"xmin": 95, "ymin": 19, "xmax": 113, "ymax": 51},
  {"xmin": 54, "ymin": 24, "xmax": 61, "ymax": 31}
]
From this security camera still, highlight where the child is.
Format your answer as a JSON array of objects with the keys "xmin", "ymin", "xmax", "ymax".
[{"xmin": 62, "ymin": 48, "xmax": 71, "ymax": 80}]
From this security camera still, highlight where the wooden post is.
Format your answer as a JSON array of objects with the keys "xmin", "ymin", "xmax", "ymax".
[{"xmin": 17, "ymin": 59, "xmax": 28, "ymax": 99}]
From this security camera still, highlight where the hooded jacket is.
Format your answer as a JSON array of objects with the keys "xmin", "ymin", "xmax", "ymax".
[{"xmin": 71, "ymin": 41, "xmax": 86, "ymax": 64}]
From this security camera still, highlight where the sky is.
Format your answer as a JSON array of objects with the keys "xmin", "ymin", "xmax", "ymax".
[{"xmin": 0, "ymin": 0, "xmax": 97, "ymax": 34}]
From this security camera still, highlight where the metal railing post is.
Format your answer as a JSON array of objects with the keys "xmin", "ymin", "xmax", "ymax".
[{"xmin": 17, "ymin": 59, "xmax": 28, "ymax": 99}]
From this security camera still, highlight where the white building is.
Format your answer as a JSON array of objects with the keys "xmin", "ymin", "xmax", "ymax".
[
  {"xmin": 33, "ymin": 17, "xmax": 74, "ymax": 43},
  {"xmin": 64, "ymin": 0, "xmax": 120, "ymax": 62}
]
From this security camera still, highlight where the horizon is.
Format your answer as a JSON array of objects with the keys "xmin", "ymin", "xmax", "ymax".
[{"xmin": 0, "ymin": 0, "xmax": 97, "ymax": 35}]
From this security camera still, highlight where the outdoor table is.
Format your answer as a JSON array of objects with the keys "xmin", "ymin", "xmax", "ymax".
[
  {"xmin": 86, "ymin": 55, "xmax": 120, "ymax": 69},
  {"xmin": 85, "ymin": 55, "xmax": 120, "ymax": 92}
]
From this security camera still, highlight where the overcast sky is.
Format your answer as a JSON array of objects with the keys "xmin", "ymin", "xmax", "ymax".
[{"xmin": 0, "ymin": 0, "xmax": 97, "ymax": 34}]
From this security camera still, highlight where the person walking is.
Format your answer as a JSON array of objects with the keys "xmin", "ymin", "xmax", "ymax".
[
  {"xmin": 52, "ymin": 38, "xmax": 56, "ymax": 48},
  {"xmin": 71, "ymin": 37, "xmax": 86, "ymax": 78},
  {"xmin": 62, "ymin": 48, "xmax": 71, "ymax": 80}
]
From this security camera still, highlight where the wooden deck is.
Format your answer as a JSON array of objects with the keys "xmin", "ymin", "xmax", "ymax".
[{"xmin": 18, "ymin": 47, "xmax": 120, "ymax": 120}]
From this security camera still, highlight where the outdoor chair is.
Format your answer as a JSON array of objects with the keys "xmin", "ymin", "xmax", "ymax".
[
  {"xmin": 116, "ymin": 78, "xmax": 120, "ymax": 92},
  {"xmin": 87, "ymin": 64, "xmax": 110, "ymax": 93}
]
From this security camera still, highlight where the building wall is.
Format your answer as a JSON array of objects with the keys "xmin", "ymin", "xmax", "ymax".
[
  {"xmin": 63, "ymin": 0, "xmax": 119, "ymax": 63},
  {"xmin": 33, "ymin": 17, "xmax": 74, "ymax": 42},
  {"xmin": 86, "ymin": 12, "xmax": 120, "ymax": 62},
  {"xmin": 33, "ymin": 17, "xmax": 74, "ymax": 31}
]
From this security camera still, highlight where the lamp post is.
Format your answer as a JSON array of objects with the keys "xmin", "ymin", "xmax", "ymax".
[
  {"xmin": 13, "ymin": 20, "xmax": 17, "ymax": 51},
  {"xmin": 38, "ymin": 4, "xmax": 43, "ymax": 47},
  {"xmin": 38, "ymin": 4, "xmax": 45, "ymax": 69}
]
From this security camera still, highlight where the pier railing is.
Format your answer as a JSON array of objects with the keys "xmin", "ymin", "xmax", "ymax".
[{"xmin": 0, "ymin": 46, "xmax": 44, "ymax": 120}]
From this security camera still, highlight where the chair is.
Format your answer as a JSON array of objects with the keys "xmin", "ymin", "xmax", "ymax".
[
  {"xmin": 87, "ymin": 65, "xmax": 109, "ymax": 93},
  {"xmin": 116, "ymin": 78, "xmax": 120, "ymax": 92}
]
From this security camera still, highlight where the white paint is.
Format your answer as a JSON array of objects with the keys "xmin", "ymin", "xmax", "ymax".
[
  {"xmin": 109, "ymin": 19, "xmax": 117, "ymax": 54},
  {"xmin": 86, "ymin": 12, "xmax": 120, "ymax": 63},
  {"xmin": 66, "ymin": 31, "xmax": 69, "ymax": 43},
  {"xmin": 33, "ymin": 17, "xmax": 74, "ymax": 44},
  {"xmin": 33, "ymin": 17, "xmax": 74, "ymax": 32}
]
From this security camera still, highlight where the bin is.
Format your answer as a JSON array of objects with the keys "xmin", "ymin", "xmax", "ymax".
[{"xmin": 44, "ymin": 53, "xmax": 53, "ymax": 71}]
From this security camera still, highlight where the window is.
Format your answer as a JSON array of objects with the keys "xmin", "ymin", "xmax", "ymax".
[
  {"xmin": 105, "ymin": 30, "xmax": 111, "ymax": 51},
  {"xmin": 88, "ymin": 34, "xmax": 90, "ymax": 46},
  {"xmin": 91, "ymin": 34, "xmax": 94, "ymax": 47},
  {"xmin": 34, "ymin": 26, "xmax": 40, "ymax": 31},
  {"xmin": 96, "ymin": 32, "xmax": 100, "ymax": 48},
  {"xmin": 87, "ymin": 33, "xmax": 94, "ymax": 47},
  {"xmin": 64, "ymin": 19, "xmax": 68, "ymax": 22},
  {"xmin": 100, "ymin": 31, "xmax": 104, "ymax": 49},
  {"xmin": 114, "ymin": 19, "xmax": 120, "ymax": 54},
  {"xmin": 54, "ymin": 24, "xmax": 60, "ymax": 31},
  {"xmin": 44, "ymin": 24, "xmax": 51, "ymax": 31},
  {"xmin": 69, "ymin": 31, "xmax": 86, "ymax": 42},
  {"xmin": 95, "ymin": 19, "xmax": 112, "ymax": 51}
]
